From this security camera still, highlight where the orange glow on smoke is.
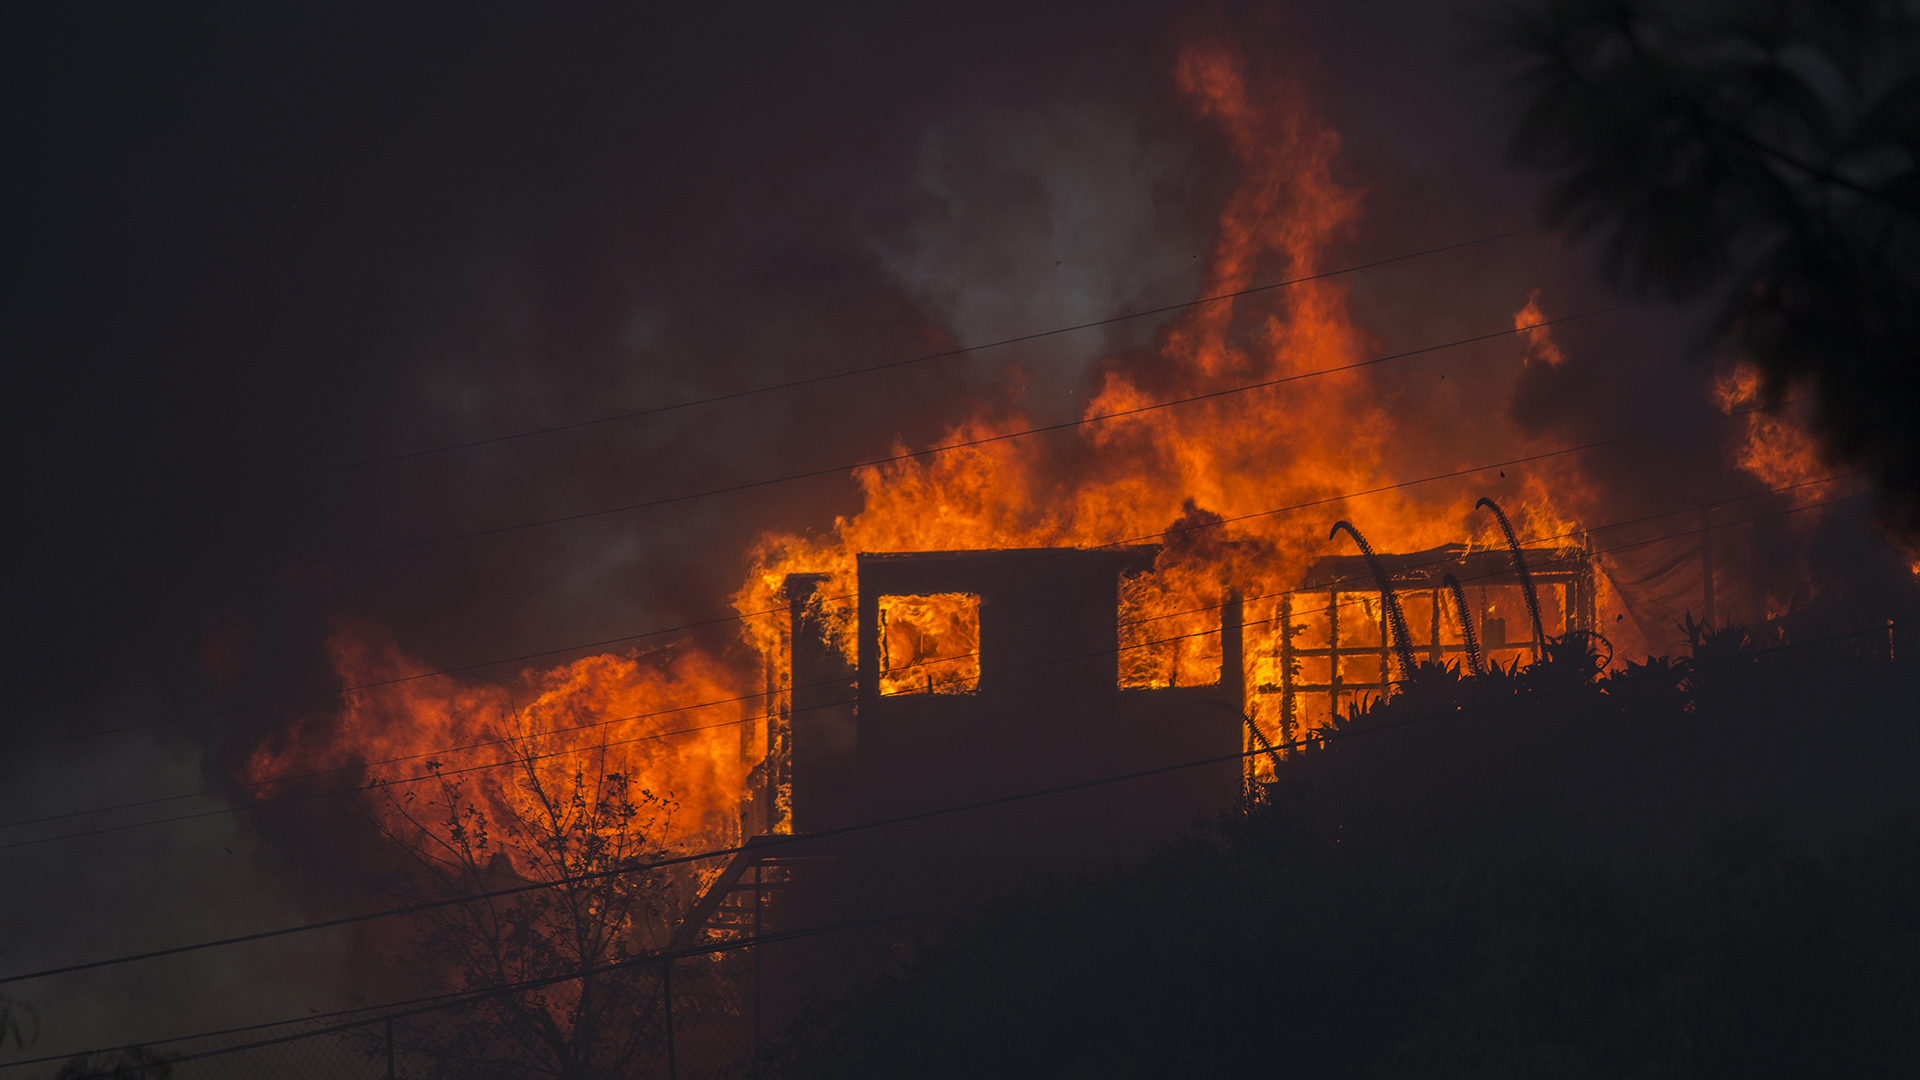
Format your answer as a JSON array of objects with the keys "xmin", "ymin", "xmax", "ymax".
[
  {"xmin": 1714, "ymin": 362, "xmax": 1828, "ymax": 502},
  {"xmin": 1516, "ymin": 290, "xmax": 1565, "ymax": 367},
  {"xmin": 735, "ymin": 42, "xmax": 1591, "ymax": 774},
  {"xmin": 250, "ymin": 39, "xmax": 1667, "ymax": 852}
]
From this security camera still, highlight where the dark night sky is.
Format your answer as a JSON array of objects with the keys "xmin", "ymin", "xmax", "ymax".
[{"xmin": 4, "ymin": 0, "xmax": 1912, "ymax": 1063}]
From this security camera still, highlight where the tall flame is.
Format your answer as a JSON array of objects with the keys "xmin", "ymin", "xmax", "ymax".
[{"xmin": 249, "ymin": 39, "xmax": 1615, "ymax": 866}]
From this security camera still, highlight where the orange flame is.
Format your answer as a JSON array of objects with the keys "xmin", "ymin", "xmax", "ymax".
[
  {"xmin": 878, "ymin": 593, "xmax": 981, "ymax": 696},
  {"xmin": 1714, "ymin": 361, "xmax": 1829, "ymax": 502},
  {"xmin": 733, "ymin": 43, "xmax": 1591, "ymax": 775},
  {"xmin": 246, "ymin": 622, "xmax": 752, "ymax": 854},
  {"xmin": 1515, "ymin": 290, "xmax": 1565, "ymax": 367},
  {"xmin": 249, "ymin": 38, "xmax": 1650, "ymax": 861}
]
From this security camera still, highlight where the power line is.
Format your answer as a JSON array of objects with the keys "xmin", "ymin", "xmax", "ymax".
[
  {"xmin": 5, "ymin": 615, "xmax": 1903, "ymax": 989},
  {"xmin": 0, "ymin": 608, "xmax": 781, "ymax": 753},
  {"xmin": 297, "ymin": 304, "xmax": 1630, "ymax": 566},
  {"xmin": 15, "ymin": 614, "xmax": 1910, "ymax": 1071},
  {"xmin": 4, "ymin": 586, "xmax": 1901, "ymax": 992},
  {"xmin": 0, "ymin": 910, "xmax": 921, "ymax": 1074},
  {"xmin": 6, "ymin": 607, "xmax": 1276, "ymax": 852},
  {"xmin": 4, "ymin": 459, "xmax": 1848, "ymax": 846},
  {"xmin": 0, "ymin": 714, "xmax": 753, "ymax": 849},
  {"xmin": 318, "ymin": 227, "xmax": 1542, "ymax": 474},
  {"xmin": 1229, "ymin": 479, "xmax": 1865, "ymax": 627},
  {"xmin": 125, "ymin": 484, "xmax": 1844, "ymax": 833},
  {"xmin": 4, "ymin": 466, "xmax": 1851, "ymax": 847},
  {"xmin": 22, "ymin": 703, "xmax": 1919, "ymax": 1076},
  {"xmin": 12, "ymin": 357, "xmax": 1754, "ymax": 759}
]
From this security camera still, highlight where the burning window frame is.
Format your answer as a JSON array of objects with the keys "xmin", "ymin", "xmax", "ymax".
[{"xmin": 876, "ymin": 592, "xmax": 983, "ymax": 696}]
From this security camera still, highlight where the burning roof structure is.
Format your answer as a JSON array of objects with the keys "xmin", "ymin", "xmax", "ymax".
[
  {"xmin": 681, "ymin": 533, "xmax": 1595, "ymax": 950},
  {"xmin": 743, "ymin": 538, "xmax": 1594, "ymax": 854},
  {"xmin": 1270, "ymin": 542, "xmax": 1596, "ymax": 729}
]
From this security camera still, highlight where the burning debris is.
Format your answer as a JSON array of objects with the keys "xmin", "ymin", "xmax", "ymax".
[{"xmin": 1269, "ymin": 539, "xmax": 1596, "ymax": 732}]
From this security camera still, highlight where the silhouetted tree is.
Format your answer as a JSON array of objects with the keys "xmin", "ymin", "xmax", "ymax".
[
  {"xmin": 367, "ymin": 723, "xmax": 678, "ymax": 1080},
  {"xmin": 1487, "ymin": 0, "xmax": 1920, "ymax": 529}
]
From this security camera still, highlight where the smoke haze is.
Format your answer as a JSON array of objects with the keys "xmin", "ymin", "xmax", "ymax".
[{"xmin": 6, "ymin": 0, "xmax": 1912, "ymax": 1064}]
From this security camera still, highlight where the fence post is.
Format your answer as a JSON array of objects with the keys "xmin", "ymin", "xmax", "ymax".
[
  {"xmin": 385, "ymin": 1016, "xmax": 394, "ymax": 1080},
  {"xmin": 663, "ymin": 958, "xmax": 677, "ymax": 1080}
]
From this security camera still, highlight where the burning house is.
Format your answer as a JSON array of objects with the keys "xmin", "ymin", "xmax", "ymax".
[
  {"xmin": 220, "ymin": 29, "xmax": 1891, "ymax": 1069},
  {"xmin": 679, "ymin": 532, "xmax": 1595, "ymax": 951},
  {"xmin": 252, "ymin": 39, "xmax": 1663, "ymax": 954},
  {"xmin": 180, "ymin": 23, "xmax": 1917, "ymax": 1079},
  {"xmin": 740, "ymin": 538, "xmax": 1596, "ymax": 852},
  {"xmin": 677, "ymin": 545, "xmax": 1248, "ymax": 950}
]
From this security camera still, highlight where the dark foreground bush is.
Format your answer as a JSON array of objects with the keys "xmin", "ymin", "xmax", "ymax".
[
  {"xmin": 755, "ymin": 630, "xmax": 1920, "ymax": 1078},
  {"xmin": 755, "ymin": 810, "xmax": 1919, "ymax": 1079}
]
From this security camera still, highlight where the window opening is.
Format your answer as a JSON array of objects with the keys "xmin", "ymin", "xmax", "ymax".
[
  {"xmin": 1117, "ymin": 569, "xmax": 1222, "ymax": 689},
  {"xmin": 877, "ymin": 593, "xmax": 981, "ymax": 695}
]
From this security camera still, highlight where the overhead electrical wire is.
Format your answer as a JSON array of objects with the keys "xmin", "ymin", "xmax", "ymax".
[
  {"xmin": 2, "ymin": 615, "xmax": 1905, "ymax": 990},
  {"xmin": 0, "ymin": 474, "xmax": 1863, "ymax": 851},
  {"xmin": 1, "ymin": 206, "xmax": 1891, "ymax": 1053},
  {"xmin": 3, "ymin": 202, "xmax": 1880, "ymax": 1015},
  {"xmin": 11, "ymin": 229, "xmax": 1564, "ymax": 758},
  {"xmin": 0, "ymin": 389, "xmax": 1831, "ymax": 777},
  {"xmin": 318, "ymin": 226, "xmax": 1543, "ymax": 473},
  {"xmin": 6, "ymin": 461, "xmax": 1852, "ymax": 836},
  {"xmin": 21, "ymin": 734, "xmax": 1920, "ymax": 1075},
  {"xmin": 8, "ymin": 377, "xmax": 1790, "ymax": 757},
  {"xmin": 298, "ymin": 304, "xmax": 1630, "ymax": 566},
  {"xmin": 0, "ymin": 910, "xmax": 922, "ymax": 1075},
  {"xmin": 18, "ymin": 692, "xmax": 1914, "ymax": 1074}
]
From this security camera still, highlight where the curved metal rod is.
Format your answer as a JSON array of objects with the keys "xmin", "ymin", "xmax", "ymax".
[
  {"xmin": 1241, "ymin": 711, "xmax": 1287, "ymax": 778},
  {"xmin": 1329, "ymin": 520, "xmax": 1418, "ymax": 681},
  {"xmin": 1442, "ymin": 572, "xmax": 1485, "ymax": 676},
  {"xmin": 1475, "ymin": 497, "xmax": 1545, "ymax": 659}
]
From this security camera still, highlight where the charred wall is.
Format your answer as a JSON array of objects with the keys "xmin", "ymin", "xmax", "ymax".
[{"xmin": 783, "ymin": 546, "xmax": 1246, "ymax": 859}]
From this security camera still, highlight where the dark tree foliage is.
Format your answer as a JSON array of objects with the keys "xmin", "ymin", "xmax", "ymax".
[
  {"xmin": 1487, "ymin": 0, "xmax": 1920, "ymax": 530},
  {"xmin": 754, "ymin": 627, "xmax": 1920, "ymax": 1078}
]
